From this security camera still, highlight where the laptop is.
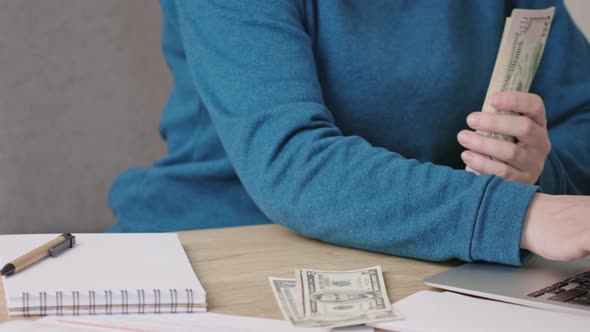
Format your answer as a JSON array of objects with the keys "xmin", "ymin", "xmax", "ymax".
[{"xmin": 424, "ymin": 255, "xmax": 590, "ymax": 315}]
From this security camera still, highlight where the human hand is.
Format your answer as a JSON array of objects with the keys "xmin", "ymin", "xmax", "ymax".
[
  {"xmin": 521, "ymin": 194, "xmax": 590, "ymax": 261},
  {"xmin": 458, "ymin": 91, "xmax": 551, "ymax": 185}
]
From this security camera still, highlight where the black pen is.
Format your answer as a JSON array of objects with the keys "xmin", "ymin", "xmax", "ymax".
[{"xmin": 0, "ymin": 233, "xmax": 76, "ymax": 277}]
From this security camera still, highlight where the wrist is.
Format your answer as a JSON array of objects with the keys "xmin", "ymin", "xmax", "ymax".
[{"xmin": 521, "ymin": 193, "xmax": 551, "ymax": 251}]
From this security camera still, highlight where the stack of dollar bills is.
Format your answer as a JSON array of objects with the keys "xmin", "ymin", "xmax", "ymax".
[
  {"xmin": 269, "ymin": 266, "xmax": 401, "ymax": 329},
  {"xmin": 476, "ymin": 7, "xmax": 555, "ymax": 144},
  {"xmin": 460, "ymin": 7, "xmax": 554, "ymax": 174}
]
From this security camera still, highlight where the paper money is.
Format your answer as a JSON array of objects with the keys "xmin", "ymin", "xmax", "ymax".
[
  {"xmin": 297, "ymin": 266, "xmax": 392, "ymax": 319},
  {"xmin": 269, "ymin": 278, "xmax": 306, "ymax": 326},
  {"xmin": 478, "ymin": 7, "xmax": 555, "ymax": 143},
  {"xmin": 269, "ymin": 266, "xmax": 401, "ymax": 329},
  {"xmin": 269, "ymin": 277, "xmax": 399, "ymax": 328}
]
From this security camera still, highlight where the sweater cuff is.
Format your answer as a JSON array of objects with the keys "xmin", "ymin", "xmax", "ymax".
[
  {"xmin": 470, "ymin": 177, "xmax": 539, "ymax": 266},
  {"xmin": 537, "ymin": 150, "xmax": 564, "ymax": 195}
]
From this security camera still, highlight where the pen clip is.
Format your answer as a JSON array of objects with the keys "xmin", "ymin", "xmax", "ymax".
[{"xmin": 48, "ymin": 233, "xmax": 76, "ymax": 257}]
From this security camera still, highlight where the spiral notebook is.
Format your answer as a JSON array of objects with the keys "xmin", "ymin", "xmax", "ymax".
[{"xmin": 0, "ymin": 233, "xmax": 206, "ymax": 316}]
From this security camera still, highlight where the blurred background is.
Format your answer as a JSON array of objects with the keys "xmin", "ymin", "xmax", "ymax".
[
  {"xmin": 0, "ymin": 1, "xmax": 168, "ymax": 233},
  {"xmin": 0, "ymin": 1, "xmax": 588, "ymax": 234}
]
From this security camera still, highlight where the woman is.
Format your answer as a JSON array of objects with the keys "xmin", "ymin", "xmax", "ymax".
[{"xmin": 109, "ymin": 0, "xmax": 590, "ymax": 266}]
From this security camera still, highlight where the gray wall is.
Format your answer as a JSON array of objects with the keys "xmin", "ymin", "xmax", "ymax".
[
  {"xmin": 0, "ymin": 1, "xmax": 588, "ymax": 234},
  {"xmin": 0, "ymin": 1, "xmax": 168, "ymax": 233},
  {"xmin": 565, "ymin": 0, "xmax": 590, "ymax": 39}
]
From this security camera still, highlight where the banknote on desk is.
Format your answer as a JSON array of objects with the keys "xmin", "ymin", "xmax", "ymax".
[{"xmin": 269, "ymin": 266, "xmax": 400, "ymax": 328}]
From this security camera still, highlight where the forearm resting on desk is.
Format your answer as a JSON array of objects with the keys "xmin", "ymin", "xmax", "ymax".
[{"xmin": 521, "ymin": 193, "xmax": 590, "ymax": 261}]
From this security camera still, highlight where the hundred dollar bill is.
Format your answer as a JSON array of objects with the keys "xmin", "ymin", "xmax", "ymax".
[
  {"xmin": 479, "ymin": 7, "xmax": 555, "ymax": 143},
  {"xmin": 269, "ymin": 277, "xmax": 400, "ymax": 329}
]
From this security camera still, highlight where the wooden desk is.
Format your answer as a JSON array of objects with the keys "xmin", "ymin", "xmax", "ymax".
[{"xmin": 0, "ymin": 224, "xmax": 458, "ymax": 322}]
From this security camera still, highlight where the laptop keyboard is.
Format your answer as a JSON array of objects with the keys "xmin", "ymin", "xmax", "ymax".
[{"xmin": 527, "ymin": 270, "xmax": 590, "ymax": 306}]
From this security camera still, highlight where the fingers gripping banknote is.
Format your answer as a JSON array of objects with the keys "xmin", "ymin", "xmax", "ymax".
[{"xmin": 467, "ymin": 7, "xmax": 554, "ymax": 173}]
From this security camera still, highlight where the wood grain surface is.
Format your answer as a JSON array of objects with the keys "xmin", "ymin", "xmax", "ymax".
[{"xmin": 0, "ymin": 224, "xmax": 458, "ymax": 323}]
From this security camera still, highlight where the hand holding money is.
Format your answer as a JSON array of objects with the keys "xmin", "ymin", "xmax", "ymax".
[
  {"xmin": 462, "ymin": 7, "xmax": 554, "ymax": 184},
  {"xmin": 459, "ymin": 91, "xmax": 551, "ymax": 184}
]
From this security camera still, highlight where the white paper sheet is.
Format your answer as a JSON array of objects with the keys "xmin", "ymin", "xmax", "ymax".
[
  {"xmin": 370, "ymin": 290, "xmax": 590, "ymax": 332},
  {"xmin": 34, "ymin": 313, "xmax": 374, "ymax": 332},
  {"xmin": 0, "ymin": 321, "xmax": 94, "ymax": 332}
]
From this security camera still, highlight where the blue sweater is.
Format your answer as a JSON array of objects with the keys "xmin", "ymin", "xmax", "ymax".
[{"xmin": 108, "ymin": 0, "xmax": 590, "ymax": 266}]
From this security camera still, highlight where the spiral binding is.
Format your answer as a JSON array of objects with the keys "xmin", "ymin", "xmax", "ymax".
[
  {"xmin": 121, "ymin": 290, "xmax": 128, "ymax": 314},
  {"xmin": 89, "ymin": 290, "xmax": 96, "ymax": 315},
  {"xmin": 39, "ymin": 292, "xmax": 47, "ymax": 316},
  {"xmin": 72, "ymin": 291, "xmax": 80, "ymax": 315},
  {"xmin": 169, "ymin": 289, "xmax": 177, "ymax": 313},
  {"xmin": 105, "ymin": 290, "xmax": 113, "ymax": 315},
  {"xmin": 20, "ymin": 288, "xmax": 196, "ymax": 315},
  {"xmin": 154, "ymin": 289, "xmax": 161, "ymax": 313},
  {"xmin": 22, "ymin": 292, "xmax": 29, "ymax": 317},
  {"xmin": 57, "ymin": 291, "xmax": 63, "ymax": 316},
  {"xmin": 186, "ymin": 288, "xmax": 194, "ymax": 313},
  {"xmin": 137, "ymin": 289, "xmax": 145, "ymax": 314}
]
